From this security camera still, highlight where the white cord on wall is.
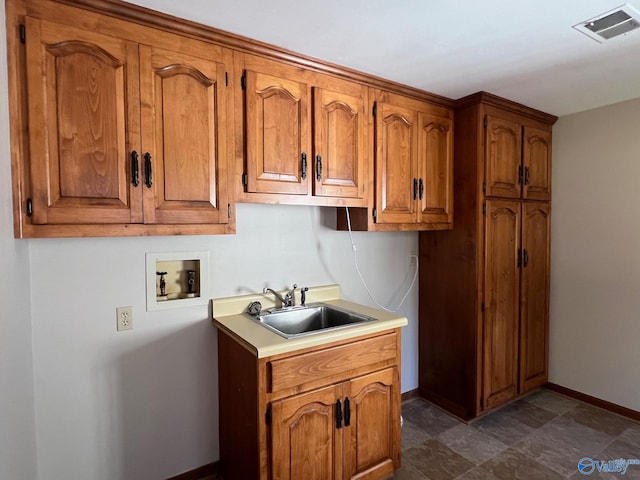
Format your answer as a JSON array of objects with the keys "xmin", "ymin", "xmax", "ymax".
[{"xmin": 344, "ymin": 207, "xmax": 418, "ymax": 313}]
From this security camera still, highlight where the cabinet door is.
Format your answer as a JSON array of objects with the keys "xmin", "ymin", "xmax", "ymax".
[
  {"xmin": 139, "ymin": 43, "xmax": 230, "ymax": 224},
  {"xmin": 271, "ymin": 385, "xmax": 342, "ymax": 480},
  {"xmin": 485, "ymin": 115, "xmax": 521, "ymax": 199},
  {"xmin": 244, "ymin": 68, "xmax": 310, "ymax": 195},
  {"xmin": 25, "ymin": 17, "xmax": 141, "ymax": 225},
  {"xmin": 519, "ymin": 202, "xmax": 551, "ymax": 393},
  {"xmin": 483, "ymin": 199, "xmax": 521, "ymax": 410},
  {"xmin": 523, "ymin": 126, "xmax": 552, "ymax": 201},
  {"xmin": 313, "ymin": 86, "xmax": 366, "ymax": 199},
  {"xmin": 343, "ymin": 368, "xmax": 399, "ymax": 480},
  {"xmin": 418, "ymin": 110, "xmax": 453, "ymax": 225},
  {"xmin": 374, "ymin": 100, "xmax": 418, "ymax": 224}
]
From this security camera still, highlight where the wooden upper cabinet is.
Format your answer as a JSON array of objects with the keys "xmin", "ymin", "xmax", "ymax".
[
  {"xmin": 243, "ymin": 67, "xmax": 310, "ymax": 195},
  {"xmin": 374, "ymin": 98, "xmax": 418, "ymax": 225},
  {"xmin": 140, "ymin": 43, "xmax": 230, "ymax": 224},
  {"xmin": 17, "ymin": 5, "xmax": 233, "ymax": 236},
  {"xmin": 485, "ymin": 115, "xmax": 522, "ymax": 199},
  {"xmin": 523, "ymin": 126, "xmax": 552, "ymax": 201},
  {"xmin": 418, "ymin": 109, "xmax": 454, "ymax": 225},
  {"xmin": 343, "ymin": 368, "xmax": 398, "ymax": 480},
  {"xmin": 25, "ymin": 17, "xmax": 141, "ymax": 225},
  {"xmin": 271, "ymin": 385, "xmax": 342, "ymax": 480},
  {"xmin": 483, "ymin": 199, "xmax": 521, "ymax": 410},
  {"xmin": 485, "ymin": 113, "xmax": 552, "ymax": 201},
  {"xmin": 519, "ymin": 202, "xmax": 551, "ymax": 393},
  {"xmin": 371, "ymin": 91, "xmax": 453, "ymax": 229},
  {"xmin": 313, "ymin": 87, "xmax": 366, "ymax": 199},
  {"xmin": 239, "ymin": 54, "xmax": 368, "ymax": 203}
]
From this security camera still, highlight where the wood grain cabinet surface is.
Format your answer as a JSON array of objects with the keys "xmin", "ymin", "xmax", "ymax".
[
  {"xmin": 7, "ymin": 0, "xmax": 455, "ymax": 237},
  {"xmin": 217, "ymin": 328, "xmax": 402, "ymax": 480},
  {"xmin": 9, "ymin": 0, "xmax": 233, "ymax": 237},
  {"xmin": 418, "ymin": 92, "xmax": 555, "ymax": 420},
  {"xmin": 338, "ymin": 90, "xmax": 453, "ymax": 232},
  {"xmin": 235, "ymin": 54, "xmax": 369, "ymax": 206},
  {"xmin": 485, "ymin": 112, "xmax": 552, "ymax": 201}
]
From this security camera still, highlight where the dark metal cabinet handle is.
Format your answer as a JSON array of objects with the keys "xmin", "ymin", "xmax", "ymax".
[
  {"xmin": 344, "ymin": 397, "xmax": 351, "ymax": 427},
  {"xmin": 413, "ymin": 178, "xmax": 418, "ymax": 200},
  {"xmin": 336, "ymin": 399, "xmax": 343, "ymax": 429},
  {"xmin": 517, "ymin": 249, "xmax": 522, "ymax": 268},
  {"xmin": 419, "ymin": 178, "xmax": 424, "ymax": 200},
  {"xmin": 524, "ymin": 166, "xmax": 530, "ymax": 185},
  {"xmin": 301, "ymin": 152, "xmax": 307, "ymax": 179},
  {"xmin": 144, "ymin": 152, "xmax": 152, "ymax": 188},
  {"xmin": 131, "ymin": 151, "xmax": 139, "ymax": 187},
  {"xmin": 316, "ymin": 155, "xmax": 323, "ymax": 181},
  {"xmin": 518, "ymin": 165, "xmax": 523, "ymax": 185},
  {"xmin": 523, "ymin": 248, "xmax": 529, "ymax": 267}
]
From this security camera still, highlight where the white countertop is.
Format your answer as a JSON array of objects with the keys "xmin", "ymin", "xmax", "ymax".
[{"xmin": 211, "ymin": 284, "xmax": 408, "ymax": 358}]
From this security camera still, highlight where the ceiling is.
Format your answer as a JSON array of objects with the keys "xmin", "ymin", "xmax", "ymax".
[{"xmin": 129, "ymin": 0, "xmax": 640, "ymax": 117}]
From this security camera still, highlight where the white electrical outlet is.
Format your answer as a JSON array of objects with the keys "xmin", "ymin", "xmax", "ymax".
[
  {"xmin": 409, "ymin": 252, "xmax": 418, "ymax": 266},
  {"xmin": 116, "ymin": 306, "xmax": 133, "ymax": 331}
]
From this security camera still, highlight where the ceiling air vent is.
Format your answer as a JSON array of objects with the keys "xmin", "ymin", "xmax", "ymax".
[{"xmin": 574, "ymin": 4, "xmax": 640, "ymax": 42}]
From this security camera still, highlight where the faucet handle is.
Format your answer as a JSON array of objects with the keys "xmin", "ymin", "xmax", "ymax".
[{"xmin": 285, "ymin": 284, "xmax": 298, "ymax": 307}]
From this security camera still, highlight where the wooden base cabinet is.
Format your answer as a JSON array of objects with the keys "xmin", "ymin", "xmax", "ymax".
[
  {"xmin": 418, "ymin": 92, "xmax": 556, "ymax": 420},
  {"xmin": 217, "ymin": 329, "xmax": 402, "ymax": 480}
]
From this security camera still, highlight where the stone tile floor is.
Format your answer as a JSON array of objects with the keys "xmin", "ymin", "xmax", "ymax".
[
  {"xmin": 211, "ymin": 388, "xmax": 640, "ymax": 479},
  {"xmin": 395, "ymin": 389, "xmax": 640, "ymax": 479}
]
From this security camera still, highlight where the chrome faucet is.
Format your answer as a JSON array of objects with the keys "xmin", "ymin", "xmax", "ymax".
[{"xmin": 263, "ymin": 284, "xmax": 298, "ymax": 308}]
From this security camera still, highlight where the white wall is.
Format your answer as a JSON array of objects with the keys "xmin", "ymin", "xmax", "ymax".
[
  {"xmin": 27, "ymin": 205, "xmax": 418, "ymax": 480},
  {"xmin": 0, "ymin": 1, "xmax": 38, "ymax": 478},
  {"xmin": 550, "ymin": 97, "xmax": 640, "ymax": 411}
]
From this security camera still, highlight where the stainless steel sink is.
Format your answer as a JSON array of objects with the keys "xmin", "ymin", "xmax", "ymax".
[{"xmin": 249, "ymin": 303, "xmax": 376, "ymax": 338}]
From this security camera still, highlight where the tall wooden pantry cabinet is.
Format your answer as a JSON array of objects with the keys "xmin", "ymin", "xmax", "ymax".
[{"xmin": 418, "ymin": 92, "xmax": 557, "ymax": 420}]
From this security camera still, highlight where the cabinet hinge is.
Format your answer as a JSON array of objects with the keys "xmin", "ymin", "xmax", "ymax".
[
  {"xmin": 241, "ymin": 74, "xmax": 246, "ymax": 90},
  {"xmin": 482, "ymin": 203, "xmax": 486, "ymax": 215},
  {"xmin": 227, "ymin": 203, "xmax": 231, "ymax": 218},
  {"xmin": 483, "ymin": 117, "xmax": 488, "ymax": 128},
  {"xmin": 19, "ymin": 24, "xmax": 26, "ymax": 44},
  {"xmin": 372, "ymin": 104, "xmax": 377, "ymax": 117},
  {"xmin": 482, "ymin": 182, "xmax": 486, "ymax": 194},
  {"xmin": 265, "ymin": 407, "xmax": 271, "ymax": 425},
  {"xmin": 242, "ymin": 172, "xmax": 248, "ymax": 187},
  {"xmin": 26, "ymin": 198, "xmax": 33, "ymax": 217},
  {"xmin": 481, "ymin": 302, "xmax": 485, "ymax": 313},
  {"xmin": 225, "ymin": 71, "xmax": 228, "ymax": 87},
  {"xmin": 372, "ymin": 208, "xmax": 377, "ymax": 220}
]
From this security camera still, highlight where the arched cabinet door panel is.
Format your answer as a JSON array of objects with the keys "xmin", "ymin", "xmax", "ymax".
[
  {"xmin": 374, "ymin": 101, "xmax": 418, "ymax": 224},
  {"xmin": 140, "ymin": 44, "xmax": 231, "ymax": 225},
  {"xmin": 523, "ymin": 126, "xmax": 552, "ymax": 201},
  {"xmin": 313, "ymin": 87, "xmax": 366, "ymax": 199},
  {"xmin": 485, "ymin": 115, "xmax": 522, "ymax": 199},
  {"xmin": 271, "ymin": 385, "xmax": 342, "ymax": 480},
  {"xmin": 343, "ymin": 368, "xmax": 399, "ymax": 480},
  {"xmin": 519, "ymin": 202, "xmax": 551, "ymax": 392},
  {"xmin": 418, "ymin": 110, "xmax": 453, "ymax": 225},
  {"xmin": 483, "ymin": 199, "xmax": 521, "ymax": 410},
  {"xmin": 243, "ymin": 68, "xmax": 310, "ymax": 195},
  {"xmin": 25, "ymin": 17, "xmax": 141, "ymax": 225}
]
